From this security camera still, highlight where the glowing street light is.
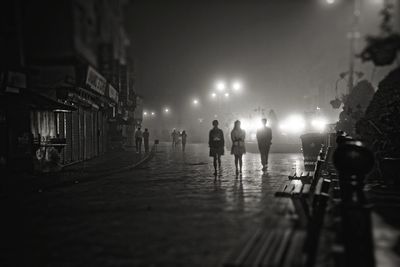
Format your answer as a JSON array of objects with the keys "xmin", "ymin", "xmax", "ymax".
[
  {"xmin": 311, "ymin": 117, "xmax": 327, "ymax": 132},
  {"xmin": 279, "ymin": 114, "xmax": 306, "ymax": 134},
  {"xmin": 164, "ymin": 107, "xmax": 170, "ymax": 113},
  {"xmin": 151, "ymin": 112, "xmax": 155, "ymax": 116},
  {"xmin": 143, "ymin": 111, "xmax": 148, "ymax": 116},
  {"xmin": 192, "ymin": 99, "xmax": 199, "ymax": 105},
  {"xmin": 224, "ymin": 92, "xmax": 230, "ymax": 98},
  {"xmin": 216, "ymin": 81, "xmax": 226, "ymax": 91},
  {"xmin": 326, "ymin": 0, "xmax": 335, "ymax": 4},
  {"xmin": 211, "ymin": 92, "xmax": 217, "ymax": 98},
  {"xmin": 232, "ymin": 81, "xmax": 242, "ymax": 91}
]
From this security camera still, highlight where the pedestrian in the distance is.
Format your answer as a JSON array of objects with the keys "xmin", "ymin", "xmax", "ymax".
[
  {"xmin": 181, "ymin": 130, "xmax": 187, "ymax": 152},
  {"xmin": 230, "ymin": 120, "xmax": 246, "ymax": 175},
  {"xmin": 143, "ymin": 128, "xmax": 150, "ymax": 153},
  {"xmin": 209, "ymin": 120, "xmax": 225, "ymax": 176},
  {"xmin": 135, "ymin": 127, "xmax": 143, "ymax": 154},
  {"xmin": 171, "ymin": 129, "xmax": 178, "ymax": 149},
  {"xmin": 256, "ymin": 118, "xmax": 272, "ymax": 171}
]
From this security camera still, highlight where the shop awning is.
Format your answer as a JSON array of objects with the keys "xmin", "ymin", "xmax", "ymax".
[{"xmin": 0, "ymin": 90, "xmax": 77, "ymax": 112}]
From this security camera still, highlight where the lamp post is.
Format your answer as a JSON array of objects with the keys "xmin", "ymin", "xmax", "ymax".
[
  {"xmin": 347, "ymin": 0, "xmax": 361, "ymax": 94},
  {"xmin": 324, "ymin": 0, "xmax": 361, "ymax": 94},
  {"xmin": 211, "ymin": 79, "xmax": 244, "ymax": 118}
]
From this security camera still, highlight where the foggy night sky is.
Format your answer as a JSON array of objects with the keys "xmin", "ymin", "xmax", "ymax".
[{"xmin": 125, "ymin": 0, "xmax": 394, "ymax": 122}]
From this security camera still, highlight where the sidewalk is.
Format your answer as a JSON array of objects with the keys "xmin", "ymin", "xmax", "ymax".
[{"xmin": 1, "ymin": 146, "xmax": 154, "ymax": 196}]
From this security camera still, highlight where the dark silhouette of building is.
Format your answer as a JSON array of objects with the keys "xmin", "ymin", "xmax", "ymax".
[{"xmin": 0, "ymin": 0, "xmax": 142, "ymax": 172}]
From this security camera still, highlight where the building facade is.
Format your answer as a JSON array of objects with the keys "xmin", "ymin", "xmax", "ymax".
[{"xmin": 0, "ymin": 0, "xmax": 140, "ymax": 172}]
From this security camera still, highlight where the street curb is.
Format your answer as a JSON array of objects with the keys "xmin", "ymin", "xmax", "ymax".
[{"xmin": 114, "ymin": 150, "xmax": 155, "ymax": 174}]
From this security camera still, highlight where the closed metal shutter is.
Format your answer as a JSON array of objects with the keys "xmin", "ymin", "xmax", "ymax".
[
  {"xmin": 65, "ymin": 112, "xmax": 73, "ymax": 164},
  {"xmin": 72, "ymin": 109, "xmax": 80, "ymax": 162},
  {"xmin": 80, "ymin": 107, "xmax": 85, "ymax": 160},
  {"xmin": 57, "ymin": 113, "xmax": 65, "ymax": 164}
]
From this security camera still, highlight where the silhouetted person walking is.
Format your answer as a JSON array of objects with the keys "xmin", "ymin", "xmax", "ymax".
[
  {"xmin": 143, "ymin": 128, "xmax": 150, "ymax": 153},
  {"xmin": 231, "ymin": 120, "xmax": 246, "ymax": 175},
  {"xmin": 171, "ymin": 129, "xmax": 179, "ymax": 149},
  {"xmin": 209, "ymin": 120, "xmax": 224, "ymax": 176},
  {"xmin": 135, "ymin": 127, "xmax": 143, "ymax": 154},
  {"xmin": 256, "ymin": 118, "xmax": 272, "ymax": 171},
  {"xmin": 181, "ymin": 130, "xmax": 187, "ymax": 152}
]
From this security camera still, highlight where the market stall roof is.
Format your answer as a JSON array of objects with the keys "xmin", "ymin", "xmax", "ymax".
[{"xmin": 0, "ymin": 90, "xmax": 77, "ymax": 112}]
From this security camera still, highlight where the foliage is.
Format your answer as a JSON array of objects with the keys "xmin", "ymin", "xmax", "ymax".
[
  {"xmin": 336, "ymin": 80, "xmax": 375, "ymax": 135},
  {"xmin": 359, "ymin": 2, "xmax": 400, "ymax": 66},
  {"xmin": 356, "ymin": 67, "xmax": 400, "ymax": 157}
]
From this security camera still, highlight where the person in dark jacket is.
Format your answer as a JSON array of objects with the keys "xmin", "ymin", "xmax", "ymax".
[
  {"xmin": 209, "ymin": 120, "xmax": 225, "ymax": 176},
  {"xmin": 135, "ymin": 127, "xmax": 143, "ymax": 154},
  {"xmin": 256, "ymin": 118, "xmax": 272, "ymax": 171}
]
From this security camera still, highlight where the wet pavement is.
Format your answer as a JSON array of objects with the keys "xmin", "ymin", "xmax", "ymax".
[{"xmin": 3, "ymin": 143, "xmax": 304, "ymax": 267}]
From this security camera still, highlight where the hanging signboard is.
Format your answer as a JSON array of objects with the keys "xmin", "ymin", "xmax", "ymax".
[
  {"xmin": 3, "ymin": 71, "xmax": 27, "ymax": 93},
  {"xmin": 86, "ymin": 66, "xmax": 106, "ymax": 95},
  {"xmin": 7, "ymin": 71, "xmax": 27, "ymax": 89},
  {"xmin": 107, "ymin": 84, "xmax": 119, "ymax": 103}
]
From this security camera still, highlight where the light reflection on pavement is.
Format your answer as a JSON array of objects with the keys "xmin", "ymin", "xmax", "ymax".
[{"xmin": 12, "ymin": 143, "xmax": 305, "ymax": 266}]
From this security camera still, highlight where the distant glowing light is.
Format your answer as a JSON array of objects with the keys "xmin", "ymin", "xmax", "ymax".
[
  {"xmin": 211, "ymin": 92, "xmax": 217, "ymax": 98},
  {"xmin": 279, "ymin": 114, "xmax": 306, "ymax": 134},
  {"xmin": 151, "ymin": 112, "xmax": 155, "ymax": 116},
  {"xmin": 311, "ymin": 117, "xmax": 327, "ymax": 132},
  {"xmin": 216, "ymin": 81, "xmax": 226, "ymax": 91},
  {"xmin": 143, "ymin": 111, "xmax": 148, "ymax": 116},
  {"xmin": 232, "ymin": 81, "xmax": 242, "ymax": 91},
  {"xmin": 326, "ymin": 0, "xmax": 335, "ymax": 4},
  {"xmin": 193, "ymin": 99, "xmax": 199, "ymax": 105},
  {"xmin": 224, "ymin": 93, "xmax": 230, "ymax": 98},
  {"xmin": 164, "ymin": 108, "xmax": 170, "ymax": 113},
  {"xmin": 239, "ymin": 117, "xmax": 264, "ymax": 133}
]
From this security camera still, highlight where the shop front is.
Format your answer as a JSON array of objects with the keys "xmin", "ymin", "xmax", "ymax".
[{"xmin": 0, "ymin": 88, "xmax": 76, "ymax": 172}]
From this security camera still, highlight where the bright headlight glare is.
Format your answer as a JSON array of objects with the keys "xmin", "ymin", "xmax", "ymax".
[
  {"xmin": 279, "ymin": 114, "xmax": 305, "ymax": 134},
  {"xmin": 311, "ymin": 118, "xmax": 327, "ymax": 132},
  {"xmin": 238, "ymin": 117, "xmax": 263, "ymax": 133}
]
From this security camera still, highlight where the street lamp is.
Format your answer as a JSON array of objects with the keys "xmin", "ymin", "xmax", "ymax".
[
  {"xmin": 143, "ymin": 111, "xmax": 148, "ymax": 116},
  {"xmin": 232, "ymin": 81, "xmax": 242, "ymax": 91},
  {"xmin": 224, "ymin": 92, "xmax": 230, "ymax": 98},
  {"xmin": 216, "ymin": 81, "xmax": 226, "ymax": 92},
  {"xmin": 192, "ymin": 99, "xmax": 199, "ymax": 105},
  {"xmin": 211, "ymin": 92, "xmax": 217, "ymax": 98},
  {"xmin": 164, "ymin": 107, "xmax": 170, "ymax": 113},
  {"xmin": 324, "ymin": 0, "xmax": 361, "ymax": 94},
  {"xmin": 151, "ymin": 112, "xmax": 155, "ymax": 116}
]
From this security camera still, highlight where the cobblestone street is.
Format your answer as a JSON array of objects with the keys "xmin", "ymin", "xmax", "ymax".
[{"xmin": 4, "ymin": 144, "xmax": 304, "ymax": 267}]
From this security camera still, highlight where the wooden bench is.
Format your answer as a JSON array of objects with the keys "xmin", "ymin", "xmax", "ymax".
[{"xmin": 225, "ymin": 143, "xmax": 334, "ymax": 267}]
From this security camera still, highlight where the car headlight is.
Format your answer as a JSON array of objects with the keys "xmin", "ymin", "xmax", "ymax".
[
  {"xmin": 279, "ymin": 114, "xmax": 306, "ymax": 134},
  {"xmin": 311, "ymin": 118, "xmax": 327, "ymax": 132}
]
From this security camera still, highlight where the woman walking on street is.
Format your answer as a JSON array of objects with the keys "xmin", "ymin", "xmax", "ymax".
[
  {"xmin": 231, "ymin": 120, "xmax": 246, "ymax": 175},
  {"xmin": 209, "ymin": 120, "xmax": 225, "ymax": 176}
]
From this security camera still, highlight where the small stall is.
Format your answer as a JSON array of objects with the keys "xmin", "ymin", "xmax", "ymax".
[{"xmin": 28, "ymin": 92, "xmax": 76, "ymax": 172}]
